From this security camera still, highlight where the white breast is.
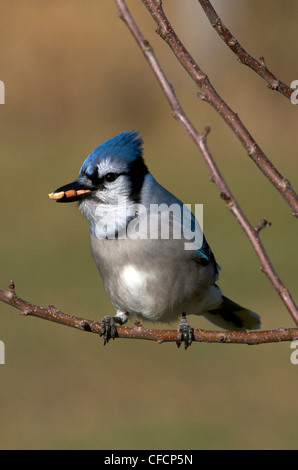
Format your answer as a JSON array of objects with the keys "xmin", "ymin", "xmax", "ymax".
[{"xmin": 118, "ymin": 264, "xmax": 157, "ymax": 318}]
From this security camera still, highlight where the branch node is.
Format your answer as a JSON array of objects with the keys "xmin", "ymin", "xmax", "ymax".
[
  {"xmin": 48, "ymin": 304, "xmax": 59, "ymax": 312},
  {"xmin": 259, "ymin": 55, "xmax": 266, "ymax": 66},
  {"xmin": 254, "ymin": 218, "xmax": 272, "ymax": 234},
  {"xmin": 134, "ymin": 320, "xmax": 144, "ymax": 330},
  {"xmin": 266, "ymin": 80, "xmax": 279, "ymax": 91},
  {"xmin": 281, "ymin": 178, "xmax": 291, "ymax": 191},
  {"xmin": 117, "ymin": 10, "xmax": 124, "ymax": 21},
  {"xmin": 247, "ymin": 145, "xmax": 257, "ymax": 157},
  {"xmin": 220, "ymin": 333, "xmax": 229, "ymax": 342},
  {"xmin": 220, "ymin": 192, "xmax": 235, "ymax": 208},
  {"xmin": 20, "ymin": 309, "xmax": 31, "ymax": 316},
  {"xmin": 197, "ymin": 91, "xmax": 207, "ymax": 101},
  {"xmin": 142, "ymin": 38, "xmax": 152, "ymax": 52},
  {"xmin": 156, "ymin": 26, "xmax": 168, "ymax": 40},
  {"xmin": 170, "ymin": 108, "xmax": 178, "ymax": 119},
  {"xmin": 201, "ymin": 125, "xmax": 211, "ymax": 141},
  {"xmin": 7, "ymin": 280, "xmax": 16, "ymax": 300},
  {"xmin": 81, "ymin": 320, "xmax": 92, "ymax": 332},
  {"xmin": 228, "ymin": 37, "xmax": 237, "ymax": 47}
]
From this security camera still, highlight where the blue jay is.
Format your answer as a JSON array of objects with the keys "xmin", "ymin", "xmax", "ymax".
[{"xmin": 49, "ymin": 131, "xmax": 260, "ymax": 348}]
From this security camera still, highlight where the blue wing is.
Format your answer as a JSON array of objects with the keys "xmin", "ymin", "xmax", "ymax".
[{"xmin": 141, "ymin": 175, "xmax": 219, "ymax": 271}]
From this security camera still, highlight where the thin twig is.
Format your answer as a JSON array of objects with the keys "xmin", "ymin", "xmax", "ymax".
[
  {"xmin": 1, "ymin": 282, "xmax": 298, "ymax": 345},
  {"xmin": 198, "ymin": 0, "xmax": 295, "ymax": 100},
  {"xmin": 254, "ymin": 218, "xmax": 272, "ymax": 234},
  {"xmin": 141, "ymin": 0, "xmax": 298, "ymax": 217},
  {"xmin": 115, "ymin": 0, "xmax": 298, "ymax": 325}
]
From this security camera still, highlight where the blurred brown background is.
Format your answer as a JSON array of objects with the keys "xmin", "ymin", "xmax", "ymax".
[{"xmin": 0, "ymin": 0, "xmax": 297, "ymax": 450}]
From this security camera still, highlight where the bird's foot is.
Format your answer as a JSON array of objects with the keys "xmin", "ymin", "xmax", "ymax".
[
  {"xmin": 100, "ymin": 315, "xmax": 118, "ymax": 345},
  {"xmin": 176, "ymin": 314, "xmax": 194, "ymax": 350}
]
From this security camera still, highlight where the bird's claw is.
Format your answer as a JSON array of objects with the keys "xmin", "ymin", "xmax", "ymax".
[
  {"xmin": 100, "ymin": 315, "xmax": 118, "ymax": 345},
  {"xmin": 176, "ymin": 314, "xmax": 194, "ymax": 350}
]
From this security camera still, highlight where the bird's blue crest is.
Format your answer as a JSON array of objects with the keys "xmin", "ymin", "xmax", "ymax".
[{"xmin": 80, "ymin": 131, "xmax": 143, "ymax": 175}]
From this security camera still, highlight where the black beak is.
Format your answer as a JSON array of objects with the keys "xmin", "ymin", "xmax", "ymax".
[{"xmin": 49, "ymin": 179, "xmax": 92, "ymax": 203}]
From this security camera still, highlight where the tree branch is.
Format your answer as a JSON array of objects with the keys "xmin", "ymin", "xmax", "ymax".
[
  {"xmin": 141, "ymin": 0, "xmax": 298, "ymax": 217},
  {"xmin": 115, "ymin": 0, "xmax": 298, "ymax": 326},
  {"xmin": 198, "ymin": 0, "xmax": 295, "ymax": 100},
  {"xmin": 1, "ymin": 282, "xmax": 298, "ymax": 345}
]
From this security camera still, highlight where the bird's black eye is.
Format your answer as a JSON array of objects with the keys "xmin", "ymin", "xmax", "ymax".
[{"xmin": 104, "ymin": 172, "xmax": 118, "ymax": 183}]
